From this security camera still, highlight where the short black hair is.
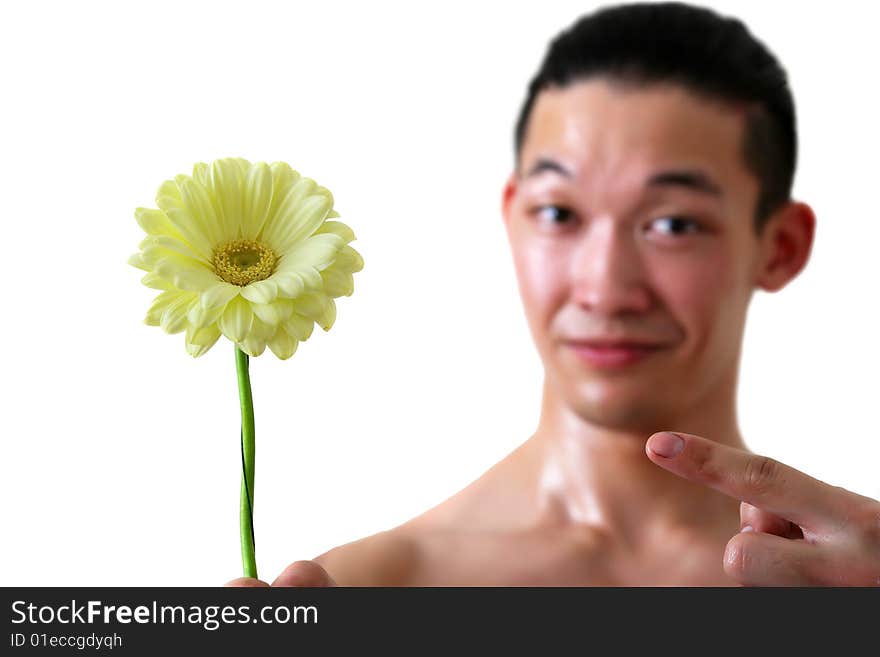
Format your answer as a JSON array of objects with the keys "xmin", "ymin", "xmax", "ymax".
[{"xmin": 513, "ymin": 2, "xmax": 797, "ymax": 236}]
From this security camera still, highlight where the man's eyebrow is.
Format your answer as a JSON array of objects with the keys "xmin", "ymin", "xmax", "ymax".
[
  {"xmin": 523, "ymin": 160, "xmax": 724, "ymax": 198},
  {"xmin": 647, "ymin": 169, "xmax": 723, "ymax": 197},
  {"xmin": 523, "ymin": 158, "xmax": 573, "ymax": 179}
]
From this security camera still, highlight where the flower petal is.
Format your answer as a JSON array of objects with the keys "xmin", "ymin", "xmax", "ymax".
[
  {"xmin": 186, "ymin": 323, "xmax": 222, "ymax": 347},
  {"xmin": 250, "ymin": 315, "xmax": 276, "ymax": 341},
  {"xmin": 200, "ymin": 282, "xmax": 240, "ymax": 311},
  {"xmin": 271, "ymin": 192, "xmax": 334, "ymax": 254},
  {"xmin": 155, "ymin": 180, "xmax": 214, "ymax": 261},
  {"xmin": 320, "ymin": 267, "xmax": 354, "ymax": 297},
  {"xmin": 141, "ymin": 272, "xmax": 175, "ymax": 290},
  {"xmin": 284, "ymin": 312, "xmax": 315, "ymax": 342},
  {"xmin": 160, "ymin": 293, "xmax": 196, "ymax": 334},
  {"xmin": 262, "ymin": 177, "xmax": 334, "ymax": 252},
  {"xmin": 177, "ymin": 175, "xmax": 224, "ymax": 246},
  {"xmin": 145, "ymin": 291, "xmax": 179, "ymax": 326},
  {"xmin": 242, "ymin": 162, "xmax": 274, "ymax": 239},
  {"xmin": 291, "ymin": 292, "xmax": 327, "ymax": 323},
  {"xmin": 314, "ymin": 220, "xmax": 355, "ymax": 244},
  {"xmin": 208, "ymin": 158, "xmax": 247, "ymax": 242},
  {"xmin": 218, "ymin": 295, "xmax": 254, "ymax": 342},
  {"xmin": 239, "ymin": 334, "xmax": 267, "ymax": 358},
  {"xmin": 173, "ymin": 267, "xmax": 221, "ymax": 293},
  {"xmin": 128, "ymin": 252, "xmax": 150, "ymax": 271},
  {"xmin": 140, "ymin": 234, "xmax": 211, "ymax": 267},
  {"xmin": 251, "ymin": 301, "xmax": 286, "ymax": 327},
  {"xmin": 275, "ymin": 233, "xmax": 344, "ymax": 273},
  {"xmin": 273, "ymin": 272, "xmax": 306, "ymax": 299},
  {"xmin": 267, "ymin": 326, "xmax": 298, "ymax": 360},
  {"xmin": 240, "ymin": 278, "xmax": 278, "ymax": 304},
  {"xmin": 135, "ymin": 207, "xmax": 185, "ymax": 241},
  {"xmin": 336, "ymin": 244, "xmax": 364, "ymax": 273},
  {"xmin": 187, "ymin": 299, "xmax": 225, "ymax": 329},
  {"xmin": 185, "ymin": 324, "xmax": 221, "ymax": 358},
  {"xmin": 318, "ymin": 298, "xmax": 337, "ymax": 331},
  {"xmin": 153, "ymin": 254, "xmax": 215, "ymax": 290}
]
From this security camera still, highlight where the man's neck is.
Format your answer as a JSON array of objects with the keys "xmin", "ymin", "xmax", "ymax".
[{"xmin": 525, "ymin": 371, "xmax": 746, "ymax": 544}]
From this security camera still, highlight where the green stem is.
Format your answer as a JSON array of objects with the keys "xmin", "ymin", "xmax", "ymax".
[{"xmin": 235, "ymin": 345, "xmax": 257, "ymax": 580}]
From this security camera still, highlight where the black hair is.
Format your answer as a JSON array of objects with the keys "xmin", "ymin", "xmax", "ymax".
[{"xmin": 513, "ymin": 2, "xmax": 797, "ymax": 235}]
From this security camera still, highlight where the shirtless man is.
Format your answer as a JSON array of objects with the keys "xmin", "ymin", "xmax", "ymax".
[{"xmin": 228, "ymin": 3, "xmax": 880, "ymax": 587}]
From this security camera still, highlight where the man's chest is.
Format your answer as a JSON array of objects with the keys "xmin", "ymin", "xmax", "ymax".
[{"xmin": 403, "ymin": 529, "xmax": 736, "ymax": 586}]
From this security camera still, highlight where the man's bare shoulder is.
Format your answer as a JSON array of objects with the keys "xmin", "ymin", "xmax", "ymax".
[{"xmin": 312, "ymin": 529, "xmax": 421, "ymax": 586}]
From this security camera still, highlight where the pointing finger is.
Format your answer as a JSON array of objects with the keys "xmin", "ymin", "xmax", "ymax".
[{"xmin": 646, "ymin": 431, "xmax": 845, "ymax": 531}]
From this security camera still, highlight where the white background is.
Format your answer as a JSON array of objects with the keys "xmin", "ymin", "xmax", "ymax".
[{"xmin": 1, "ymin": 0, "xmax": 877, "ymax": 586}]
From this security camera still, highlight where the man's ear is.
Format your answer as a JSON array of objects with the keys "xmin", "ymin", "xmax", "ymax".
[
  {"xmin": 754, "ymin": 200, "xmax": 816, "ymax": 292},
  {"xmin": 501, "ymin": 172, "xmax": 518, "ymax": 227}
]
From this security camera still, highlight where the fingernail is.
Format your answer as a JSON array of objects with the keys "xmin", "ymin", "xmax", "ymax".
[
  {"xmin": 740, "ymin": 525, "xmax": 754, "ymax": 533},
  {"xmin": 648, "ymin": 432, "xmax": 684, "ymax": 458}
]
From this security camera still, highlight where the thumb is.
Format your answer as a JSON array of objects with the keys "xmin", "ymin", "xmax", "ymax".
[{"xmin": 272, "ymin": 560, "xmax": 338, "ymax": 587}]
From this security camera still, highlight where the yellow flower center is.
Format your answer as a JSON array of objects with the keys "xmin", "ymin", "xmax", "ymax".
[{"xmin": 212, "ymin": 239, "xmax": 278, "ymax": 286}]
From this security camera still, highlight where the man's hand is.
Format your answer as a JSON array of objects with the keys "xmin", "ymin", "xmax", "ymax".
[
  {"xmin": 224, "ymin": 560, "xmax": 337, "ymax": 587},
  {"xmin": 646, "ymin": 431, "xmax": 880, "ymax": 586}
]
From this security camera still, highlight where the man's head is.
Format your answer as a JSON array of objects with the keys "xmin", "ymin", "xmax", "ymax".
[{"xmin": 501, "ymin": 2, "xmax": 815, "ymax": 433}]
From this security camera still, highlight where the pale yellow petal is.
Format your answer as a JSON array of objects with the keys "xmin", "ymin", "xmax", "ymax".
[
  {"xmin": 185, "ymin": 324, "xmax": 221, "ymax": 357},
  {"xmin": 135, "ymin": 207, "xmax": 185, "ymax": 241},
  {"xmin": 261, "ymin": 177, "xmax": 329, "ymax": 250},
  {"xmin": 335, "ymin": 244, "xmax": 364, "ymax": 273},
  {"xmin": 191, "ymin": 161, "xmax": 210, "ymax": 187},
  {"xmin": 139, "ymin": 234, "xmax": 211, "ymax": 267},
  {"xmin": 200, "ymin": 282, "xmax": 240, "ymax": 311},
  {"xmin": 317, "ymin": 298, "xmax": 337, "ymax": 331},
  {"xmin": 284, "ymin": 312, "xmax": 315, "ymax": 342},
  {"xmin": 153, "ymin": 254, "xmax": 214, "ymax": 289},
  {"xmin": 145, "ymin": 291, "xmax": 178, "ymax": 325},
  {"xmin": 320, "ymin": 267, "xmax": 354, "ymax": 297},
  {"xmin": 187, "ymin": 299, "xmax": 225, "ymax": 330},
  {"xmin": 186, "ymin": 323, "xmax": 222, "ymax": 347},
  {"xmin": 271, "ymin": 193, "xmax": 334, "ymax": 254},
  {"xmin": 251, "ymin": 301, "xmax": 284, "ymax": 327},
  {"xmin": 176, "ymin": 175, "xmax": 224, "ymax": 246},
  {"xmin": 173, "ymin": 267, "xmax": 220, "ymax": 293},
  {"xmin": 314, "ymin": 220, "xmax": 355, "ymax": 244},
  {"xmin": 208, "ymin": 158, "xmax": 246, "ymax": 242},
  {"xmin": 160, "ymin": 293, "xmax": 196, "ymax": 334},
  {"xmin": 240, "ymin": 278, "xmax": 278, "ymax": 304},
  {"xmin": 273, "ymin": 272, "xmax": 306, "ymax": 299},
  {"xmin": 239, "ymin": 335, "xmax": 267, "ymax": 358},
  {"xmin": 218, "ymin": 295, "xmax": 254, "ymax": 342},
  {"xmin": 275, "ymin": 233, "xmax": 344, "ymax": 273},
  {"xmin": 242, "ymin": 162, "xmax": 274, "ymax": 240},
  {"xmin": 255, "ymin": 316, "xmax": 277, "ymax": 340},
  {"xmin": 297, "ymin": 266, "xmax": 323, "ymax": 291},
  {"xmin": 291, "ymin": 292, "xmax": 327, "ymax": 322},
  {"xmin": 155, "ymin": 180, "xmax": 214, "ymax": 260},
  {"xmin": 128, "ymin": 253, "xmax": 150, "ymax": 271},
  {"xmin": 141, "ymin": 272, "xmax": 175, "ymax": 291},
  {"xmin": 267, "ymin": 326, "xmax": 298, "ymax": 360}
]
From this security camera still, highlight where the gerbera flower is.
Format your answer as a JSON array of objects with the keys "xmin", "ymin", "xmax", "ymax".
[{"xmin": 128, "ymin": 157, "xmax": 363, "ymax": 359}]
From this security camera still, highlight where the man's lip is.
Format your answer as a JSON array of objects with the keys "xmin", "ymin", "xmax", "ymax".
[{"xmin": 564, "ymin": 340, "xmax": 664, "ymax": 349}]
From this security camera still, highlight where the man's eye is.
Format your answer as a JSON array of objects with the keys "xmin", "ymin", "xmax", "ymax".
[
  {"xmin": 532, "ymin": 205, "xmax": 574, "ymax": 225},
  {"xmin": 648, "ymin": 216, "xmax": 703, "ymax": 237}
]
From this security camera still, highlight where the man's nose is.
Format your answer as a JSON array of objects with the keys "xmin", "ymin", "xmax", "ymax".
[{"xmin": 570, "ymin": 220, "xmax": 653, "ymax": 316}]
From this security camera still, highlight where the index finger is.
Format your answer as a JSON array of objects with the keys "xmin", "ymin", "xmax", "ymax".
[{"xmin": 645, "ymin": 431, "xmax": 845, "ymax": 531}]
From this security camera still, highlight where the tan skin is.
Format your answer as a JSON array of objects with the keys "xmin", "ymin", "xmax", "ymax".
[{"xmin": 228, "ymin": 78, "xmax": 880, "ymax": 587}]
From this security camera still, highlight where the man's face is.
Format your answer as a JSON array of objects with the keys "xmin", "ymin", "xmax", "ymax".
[{"xmin": 502, "ymin": 77, "xmax": 765, "ymax": 431}]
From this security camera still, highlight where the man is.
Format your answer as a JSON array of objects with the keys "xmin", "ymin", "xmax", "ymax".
[{"xmin": 229, "ymin": 2, "xmax": 880, "ymax": 586}]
